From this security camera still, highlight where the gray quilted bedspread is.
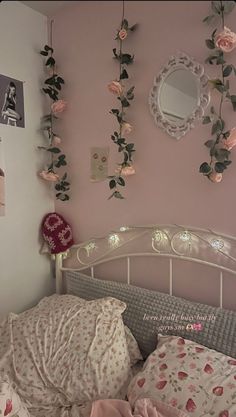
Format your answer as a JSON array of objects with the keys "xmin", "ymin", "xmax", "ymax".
[{"xmin": 65, "ymin": 271, "xmax": 236, "ymax": 359}]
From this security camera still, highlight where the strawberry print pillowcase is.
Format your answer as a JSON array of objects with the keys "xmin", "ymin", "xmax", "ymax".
[
  {"xmin": 127, "ymin": 334, "xmax": 236, "ymax": 417},
  {"xmin": 0, "ymin": 376, "xmax": 30, "ymax": 417}
]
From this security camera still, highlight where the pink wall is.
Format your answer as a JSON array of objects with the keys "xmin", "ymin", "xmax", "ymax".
[{"xmin": 53, "ymin": 1, "xmax": 236, "ymax": 310}]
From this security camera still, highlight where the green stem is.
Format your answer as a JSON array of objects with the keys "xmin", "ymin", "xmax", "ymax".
[
  {"xmin": 220, "ymin": 0, "xmax": 225, "ymax": 29},
  {"xmin": 49, "ymin": 19, "xmax": 55, "ymax": 172}
]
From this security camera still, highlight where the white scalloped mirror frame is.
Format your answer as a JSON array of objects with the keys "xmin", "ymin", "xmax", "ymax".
[{"xmin": 149, "ymin": 52, "xmax": 210, "ymax": 140}]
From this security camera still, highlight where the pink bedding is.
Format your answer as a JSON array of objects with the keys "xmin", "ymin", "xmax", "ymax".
[{"xmin": 90, "ymin": 398, "xmax": 189, "ymax": 417}]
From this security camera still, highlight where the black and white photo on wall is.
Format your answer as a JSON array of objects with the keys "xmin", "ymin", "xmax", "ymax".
[{"xmin": 0, "ymin": 74, "xmax": 25, "ymax": 128}]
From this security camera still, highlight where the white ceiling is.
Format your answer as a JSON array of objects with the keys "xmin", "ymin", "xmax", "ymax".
[{"xmin": 20, "ymin": 1, "xmax": 77, "ymax": 16}]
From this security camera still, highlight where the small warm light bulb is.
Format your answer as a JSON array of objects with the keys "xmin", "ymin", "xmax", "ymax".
[
  {"xmin": 179, "ymin": 231, "xmax": 191, "ymax": 242},
  {"xmin": 85, "ymin": 241, "xmax": 97, "ymax": 256},
  {"xmin": 152, "ymin": 230, "xmax": 163, "ymax": 243},
  {"xmin": 210, "ymin": 238, "xmax": 224, "ymax": 250},
  {"xmin": 108, "ymin": 233, "xmax": 120, "ymax": 248},
  {"xmin": 120, "ymin": 226, "xmax": 129, "ymax": 232}
]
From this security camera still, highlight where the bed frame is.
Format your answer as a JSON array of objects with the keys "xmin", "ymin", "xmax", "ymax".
[{"xmin": 55, "ymin": 224, "xmax": 236, "ymax": 309}]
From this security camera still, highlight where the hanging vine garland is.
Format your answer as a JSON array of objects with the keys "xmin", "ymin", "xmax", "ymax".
[
  {"xmin": 199, "ymin": 0, "xmax": 236, "ymax": 183},
  {"xmin": 38, "ymin": 20, "xmax": 70, "ymax": 201},
  {"xmin": 107, "ymin": 1, "xmax": 138, "ymax": 199}
]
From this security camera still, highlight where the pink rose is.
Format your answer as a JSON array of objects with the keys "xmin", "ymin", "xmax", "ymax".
[
  {"xmin": 52, "ymin": 136, "xmax": 61, "ymax": 146},
  {"xmin": 159, "ymin": 352, "xmax": 166, "ymax": 358},
  {"xmin": 228, "ymin": 359, "xmax": 236, "ymax": 365},
  {"xmin": 115, "ymin": 164, "xmax": 135, "ymax": 176},
  {"xmin": 118, "ymin": 28, "xmax": 128, "ymax": 40},
  {"xmin": 39, "ymin": 170, "xmax": 59, "ymax": 182},
  {"xmin": 121, "ymin": 122, "xmax": 133, "ymax": 135},
  {"xmin": 177, "ymin": 338, "xmax": 185, "ymax": 345},
  {"xmin": 209, "ymin": 171, "xmax": 223, "ymax": 183},
  {"xmin": 51, "ymin": 99, "xmax": 67, "ymax": 114},
  {"xmin": 121, "ymin": 165, "xmax": 135, "ymax": 176},
  {"xmin": 108, "ymin": 80, "xmax": 123, "ymax": 96},
  {"xmin": 215, "ymin": 27, "xmax": 236, "ymax": 52},
  {"xmin": 223, "ymin": 127, "xmax": 236, "ymax": 150}
]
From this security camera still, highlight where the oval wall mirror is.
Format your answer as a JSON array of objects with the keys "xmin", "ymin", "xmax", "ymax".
[{"xmin": 149, "ymin": 52, "xmax": 210, "ymax": 140}]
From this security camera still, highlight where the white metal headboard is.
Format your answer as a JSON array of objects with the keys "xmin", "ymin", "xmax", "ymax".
[{"xmin": 55, "ymin": 224, "xmax": 236, "ymax": 308}]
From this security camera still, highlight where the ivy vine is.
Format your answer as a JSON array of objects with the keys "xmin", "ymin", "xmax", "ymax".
[
  {"xmin": 199, "ymin": 0, "xmax": 236, "ymax": 183},
  {"xmin": 107, "ymin": 2, "xmax": 138, "ymax": 199},
  {"xmin": 38, "ymin": 22, "xmax": 70, "ymax": 201}
]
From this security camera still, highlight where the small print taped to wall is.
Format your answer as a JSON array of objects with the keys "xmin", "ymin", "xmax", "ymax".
[
  {"xmin": 0, "ymin": 73, "xmax": 25, "ymax": 128},
  {"xmin": 0, "ymin": 139, "xmax": 5, "ymax": 216},
  {"xmin": 90, "ymin": 147, "xmax": 109, "ymax": 182}
]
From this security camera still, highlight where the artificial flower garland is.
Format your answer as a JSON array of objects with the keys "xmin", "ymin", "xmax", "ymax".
[
  {"xmin": 199, "ymin": 0, "xmax": 236, "ymax": 183},
  {"xmin": 107, "ymin": 2, "xmax": 137, "ymax": 199},
  {"xmin": 38, "ymin": 22, "xmax": 70, "ymax": 201}
]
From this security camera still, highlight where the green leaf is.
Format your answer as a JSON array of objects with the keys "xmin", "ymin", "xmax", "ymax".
[
  {"xmin": 205, "ymin": 39, "xmax": 215, "ymax": 49},
  {"xmin": 58, "ymin": 193, "xmax": 69, "ymax": 201},
  {"xmin": 202, "ymin": 116, "xmax": 211, "ymax": 124},
  {"xmin": 216, "ymin": 56, "xmax": 226, "ymax": 65},
  {"xmin": 211, "ymin": 1, "xmax": 221, "ymax": 15},
  {"xmin": 46, "ymin": 56, "xmax": 56, "ymax": 67},
  {"xmin": 203, "ymin": 14, "xmax": 215, "ymax": 23},
  {"xmin": 223, "ymin": 1, "xmax": 235, "ymax": 14},
  {"xmin": 112, "ymin": 48, "xmax": 118, "ymax": 58},
  {"xmin": 40, "ymin": 50, "xmax": 48, "ymax": 56},
  {"xmin": 122, "ymin": 18, "xmax": 129, "ymax": 29},
  {"xmin": 215, "ymin": 148, "xmax": 230, "ymax": 161},
  {"xmin": 57, "ymin": 76, "xmax": 65, "ymax": 84},
  {"xmin": 120, "ymin": 53, "xmax": 134, "ymax": 65},
  {"xmin": 45, "ymin": 77, "xmax": 55, "ymax": 85},
  {"xmin": 110, "ymin": 109, "xmax": 119, "ymax": 115},
  {"xmin": 130, "ymin": 23, "xmax": 138, "ymax": 31},
  {"xmin": 47, "ymin": 147, "xmax": 61, "ymax": 153},
  {"xmin": 117, "ymin": 177, "xmax": 125, "ymax": 186},
  {"xmin": 44, "ymin": 44, "xmax": 54, "ymax": 53},
  {"xmin": 120, "ymin": 68, "xmax": 129, "ymax": 80},
  {"xmin": 126, "ymin": 143, "xmax": 135, "ymax": 151},
  {"xmin": 215, "ymin": 83, "xmax": 226, "ymax": 93},
  {"xmin": 199, "ymin": 162, "xmax": 212, "ymax": 175},
  {"xmin": 211, "ymin": 120, "xmax": 222, "ymax": 135},
  {"xmin": 223, "ymin": 65, "xmax": 232, "ymax": 77},
  {"xmin": 204, "ymin": 140, "xmax": 215, "ymax": 148},
  {"xmin": 114, "ymin": 191, "xmax": 125, "ymax": 199},
  {"xmin": 215, "ymin": 162, "xmax": 226, "ymax": 173},
  {"xmin": 121, "ymin": 97, "xmax": 130, "ymax": 107},
  {"xmin": 211, "ymin": 28, "xmax": 217, "ymax": 39},
  {"xmin": 109, "ymin": 179, "xmax": 116, "ymax": 189},
  {"xmin": 54, "ymin": 82, "xmax": 61, "ymax": 90},
  {"xmin": 230, "ymin": 95, "xmax": 236, "ymax": 111},
  {"xmin": 127, "ymin": 86, "xmax": 135, "ymax": 96}
]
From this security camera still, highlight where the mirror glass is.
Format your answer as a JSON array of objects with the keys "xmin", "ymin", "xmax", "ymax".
[
  {"xmin": 149, "ymin": 53, "xmax": 210, "ymax": 140},
  {"xmin": 159, "ymin": 69, "xmax": 198, "ymax": 125}
]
